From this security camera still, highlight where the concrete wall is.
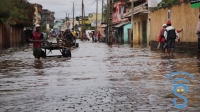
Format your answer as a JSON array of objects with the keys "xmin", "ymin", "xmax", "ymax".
[
  {"xmin": 123, "ymin": 23, "xmax": 131, "ymax": 43},
  {"xmin": 150, "ymin": 3, "xmax": 200, "ymax": 42},
  {"xmin": 133, "ymin": 14, "xmax": 148, "ymax": 44}
]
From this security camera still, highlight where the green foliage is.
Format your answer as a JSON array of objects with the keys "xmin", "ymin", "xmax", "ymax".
[
  {"xmin": 1, "ymin": 17, "xmax": 16, "ymax": 25},
  {"xmin": 41, "ymin": 24, "xmax": 47, "ymax": 32},
  {"xmin": 103, "ymin": 4, "xmax": 107, "ymax": 22},
  {"xmin": 151, "ymin": 0, "xmax": 180, "ymax": 11},
  {"xmin": 0, "ymin": 0, "xmax": 35, "ymax": 26},
  {"xmin": 0, "ymin": 0, "xmax": 10, "ymax": 19}
]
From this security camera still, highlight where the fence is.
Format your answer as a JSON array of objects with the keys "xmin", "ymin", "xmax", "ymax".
[{"xmin": 0, "ymin": 23, "xmax": 24, "ymax": 51}]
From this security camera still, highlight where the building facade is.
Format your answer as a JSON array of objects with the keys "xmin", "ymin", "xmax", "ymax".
[
  {"xmin": 124, "ymin": 0, "xmax": 149, "ymax": 44},
  {"xmin": 33, "ymin": 4, "xmax": 42, "ymax": 26},
  {"xmin": 41, "ymin": 9, "xmax": 55, "ymax": 28},
  {"xmin": 88, "ymin": 13, "xmax": 102, "ymax": 27},
  {"xmin": 64, "ymin": 18, "xmax": 79, "ymax": 30}
]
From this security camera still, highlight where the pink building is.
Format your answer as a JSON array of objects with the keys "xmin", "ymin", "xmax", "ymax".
[{"xmin": 112, "ymin": 1, "xmax": 129, "ymax": 23}]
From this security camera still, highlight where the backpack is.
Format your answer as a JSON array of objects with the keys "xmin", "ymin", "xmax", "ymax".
[
  {"xmin": 167, "ymin": 29, "xmax": 176, "ymax": 40},
  {"xmin": 161, "ymin": 29, "xmax": 165, "ymax": 38}
]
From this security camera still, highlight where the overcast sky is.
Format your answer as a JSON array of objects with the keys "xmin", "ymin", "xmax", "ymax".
[{"xmin": 28, "ymin": 0, "xmax": 105, "ymax": 20}]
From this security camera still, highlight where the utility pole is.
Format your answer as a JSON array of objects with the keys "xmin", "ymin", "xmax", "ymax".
[
  {"xmin": 106, "ymin": 0, "xmax": 108, "ymax": 45},
  {"xmin": 81, "ymin": 0, "xmax": 83, "ymax": 41},
  {"xmin": 102, "ymin": 0, "xmax": 104, "ymax": 22},
  {"xmin": 131, "ymin": 0, "xmax": 134, "ymax": 47},
  {"xmin": 73, "ymin": 2, "xmax": 75, "ymax": 29},
  {"xmin": 96, "ymin": 0, "xmax": 98, "ymax": 31},
  {"xmin": 108, "ymin": 0, "xmax": 113, "ymax": 46},
  {"xmin": 83, "ymin": 4, "xmax": 85, "ymax": 30}
]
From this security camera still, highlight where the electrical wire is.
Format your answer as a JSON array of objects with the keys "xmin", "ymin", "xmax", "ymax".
[{"xmin": 84, "ymin": 0, "xmax": 96, "ymax": 6}]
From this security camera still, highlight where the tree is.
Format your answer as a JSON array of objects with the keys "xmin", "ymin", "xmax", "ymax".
[
  {"xmin": 157, "ymin": 0, "xmax": 180, "ymax": 8},
  {"xmin": 0, "ymin": 0, "xmax": 35, "ymax": 26},
  {"xmin": 41, "ymin": 24, "xmax": 47, "ymax": 32},
  {"xmin": 103, "ymin": 4, "xmax": 107, "ymax": 22}
]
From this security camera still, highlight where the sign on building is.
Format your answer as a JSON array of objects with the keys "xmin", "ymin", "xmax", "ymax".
[
  {"xmin": 148, "ymin": 0, "xmax": 162, "ymax": 7},
  {"xmin": 191, "ymin": 0, "xmax": 200, "ymax": 8}
]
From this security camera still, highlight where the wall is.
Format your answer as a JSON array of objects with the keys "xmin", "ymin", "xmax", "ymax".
[
  {"xmin": 133, "ymin": 14, "xmax": 148, "ymax": 44},
  {"xmin": 150, "ymin": 3, "xmax": 200, "ymax": 42},
  {"xmin": 0, "ymin": 23, "xmax": 24, "ymax": 51},
  {"xmin": 123, "ymin": 23, "xmax": 131, "ymax": 43},
  {"xmin": 88, "ymin": 13, "xmax": 102, "ymax": 21}
]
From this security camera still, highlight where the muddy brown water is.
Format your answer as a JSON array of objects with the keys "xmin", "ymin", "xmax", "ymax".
[{"xmin": 0, "ymin": 39, "xmax": 200, "ymax": 112}]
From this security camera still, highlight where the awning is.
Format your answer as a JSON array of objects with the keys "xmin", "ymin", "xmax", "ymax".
[
  {"xmin": 113, "ymin": 22, "xmax": 130, "ymax": 28},
  {"xmin": 124, "ymin": 12, "xmax": 140, "ymax": 18},
  {"xmin": 99, "ymin": 24, "xmax": 107, "ymax": 28}
]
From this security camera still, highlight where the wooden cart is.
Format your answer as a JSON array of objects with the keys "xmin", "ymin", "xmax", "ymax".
[{"xmin": 31, "ymin": 38, "xmax": 73, "ymax": 58}]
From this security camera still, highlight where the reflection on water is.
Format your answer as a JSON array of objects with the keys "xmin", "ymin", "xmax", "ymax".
[{"xmin": 33, "ymin": 60, "xmax": 44, "ymax": 76}]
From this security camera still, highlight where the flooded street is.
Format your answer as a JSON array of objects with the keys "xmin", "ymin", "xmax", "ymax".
[{"xmin": 0, "ymin": 39, "xmax": 200, "ymax": 112}]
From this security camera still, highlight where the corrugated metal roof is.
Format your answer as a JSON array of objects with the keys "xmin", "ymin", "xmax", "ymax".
[{"xmin": 113, "ymin": 22, "xmax": 130, "ymax": 28}]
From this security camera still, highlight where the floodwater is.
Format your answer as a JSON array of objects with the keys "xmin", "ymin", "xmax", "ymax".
[{"xmin": 0, "ymin": 38, "xmax": 200, "ymax": 112}]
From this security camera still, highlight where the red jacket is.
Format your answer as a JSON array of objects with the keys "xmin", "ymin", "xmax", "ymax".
[
  {"xmin": 158, "ymin": 28, "xmax": 165, "ymax": 42},
  {"xmin": 32, "ymin": 31, "xmax": 43, "ymax": 48}
]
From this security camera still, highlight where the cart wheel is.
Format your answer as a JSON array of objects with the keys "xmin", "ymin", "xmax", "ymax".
[
  {"xmin": 41, "ymin": 50, "xmax": 46, "ymax": 58},
  {"xmin": 75, "ymin": 43, "xmax": 79, "ymax": 47},
  {"xmin": 62, "ymin": 48, "xmax": 71, "ymax": 57}
]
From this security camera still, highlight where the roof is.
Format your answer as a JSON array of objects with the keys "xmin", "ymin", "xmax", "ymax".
[
  {"xmin": 99, "ymin": 24, "xmax": 107, "ymax": 28},
  {"xmin": 113, "ymin": 22, "xmax": 130, "ymax": 28},
  {"xmin": 124, "ymin": 10, "xmax": 149, "ymax": 18}
]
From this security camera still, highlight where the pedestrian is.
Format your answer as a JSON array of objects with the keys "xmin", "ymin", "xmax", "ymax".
[
  {"xmin": 31, "ymin": 24, "xmax": 44, "ymax": 59},
  {"xmin": 164, "ymin": 21, "xmax": 180, "ymax": 55},
  {"xmin": 63, "ymin": 29, "xmax": 74, "ymax": 43},
  {"xmin": 196, "ymin": 14, "xmax": 200, "ymax": 59},
  {"xmin": 97, "ymin": 31, "xmax": 101, "ymax": 41},
  {"xmin": 93, "ymin": 31, "xmax": 97, "ymax": 42},
  {"xmin": 158, "ymin": 24, "xmax": 167, "ymax": 54},
  {"xmin": 112, "ymin": 29, "xmax": 117, "ymax": 44}
]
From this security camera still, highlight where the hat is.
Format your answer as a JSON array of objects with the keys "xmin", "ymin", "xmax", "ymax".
[
  {"xmin": 163, "ymin": 24, "xmax": 167, "ymax": 27},
  {"xmin": 166, "ymin": 21, "xmax": 171, "ymax": 25},
  {"xmin": 35, "ymin": 24, "xmax": 40, "ymax": 28}
]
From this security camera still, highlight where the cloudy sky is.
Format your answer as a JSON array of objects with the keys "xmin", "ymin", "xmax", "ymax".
[{"xmin": 28, "ymin": 0, "xmax": 105, "ymax": 20}]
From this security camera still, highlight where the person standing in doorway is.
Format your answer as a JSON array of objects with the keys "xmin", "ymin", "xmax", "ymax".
[
  {"xmin": 112, "ymin": 29, "xmax": 117, "ymax": 44},
  {"xmin": 31, "ymin": 24, "xmax": 44, "ymax": 59},
  {"xmin": 196, "ymin": 14, "xmax": 200, "ymax": 59},
  {"xmin": 164, "ymin": 21, "xmax": 180, "ymax": 55}
]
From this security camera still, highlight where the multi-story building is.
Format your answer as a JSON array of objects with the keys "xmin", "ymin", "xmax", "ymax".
[
  {"xmin": 33, "ymin": 4, "xmax": 42, "ymax": 26},
  {"xmin": 64, "ymin": 18, "xmax": 79, "ymax": 30},
  {"xmin": 41, "ymin": 9, "xmax": 55, "ymax": 28}
]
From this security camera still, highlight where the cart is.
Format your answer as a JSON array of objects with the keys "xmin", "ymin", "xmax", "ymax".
[{"xmin": 31, "ymin": 38, "xmax": 74, "ymax": 58}]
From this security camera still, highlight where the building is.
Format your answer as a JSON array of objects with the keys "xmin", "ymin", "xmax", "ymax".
[
  {"xmin": 112, "ymin": 0, "xmax": 130, "ymax": 44},
  {"xmin": 33, "ymin": 4, "xmax": 42, "ymax": 26},
  {"xmin": 64, "ymin": 18, "xmax": 79, "ymax": 30},
  {"xmin": 41, "ymin": 9, "xmax": 55, "ymax": 28},
  {"xmin": 54, "ymin": 20, "xmax": 64, "ymax": 31},
  {"xmin": 88, "ymin": 13, "xmax": 102, "ymax": 27},
  {"xmin": 124, "ymin": 0, "xmax": 149, "ymax": 44}
]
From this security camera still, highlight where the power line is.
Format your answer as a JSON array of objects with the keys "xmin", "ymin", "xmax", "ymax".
[{"xmin": 84, "ymin": 0, "xmax": 96, "ymax": 5}]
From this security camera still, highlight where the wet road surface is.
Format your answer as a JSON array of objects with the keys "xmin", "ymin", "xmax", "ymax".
[{"xmin": 0, "ymin": 39, "xmax": 200, "ymax": 112}]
